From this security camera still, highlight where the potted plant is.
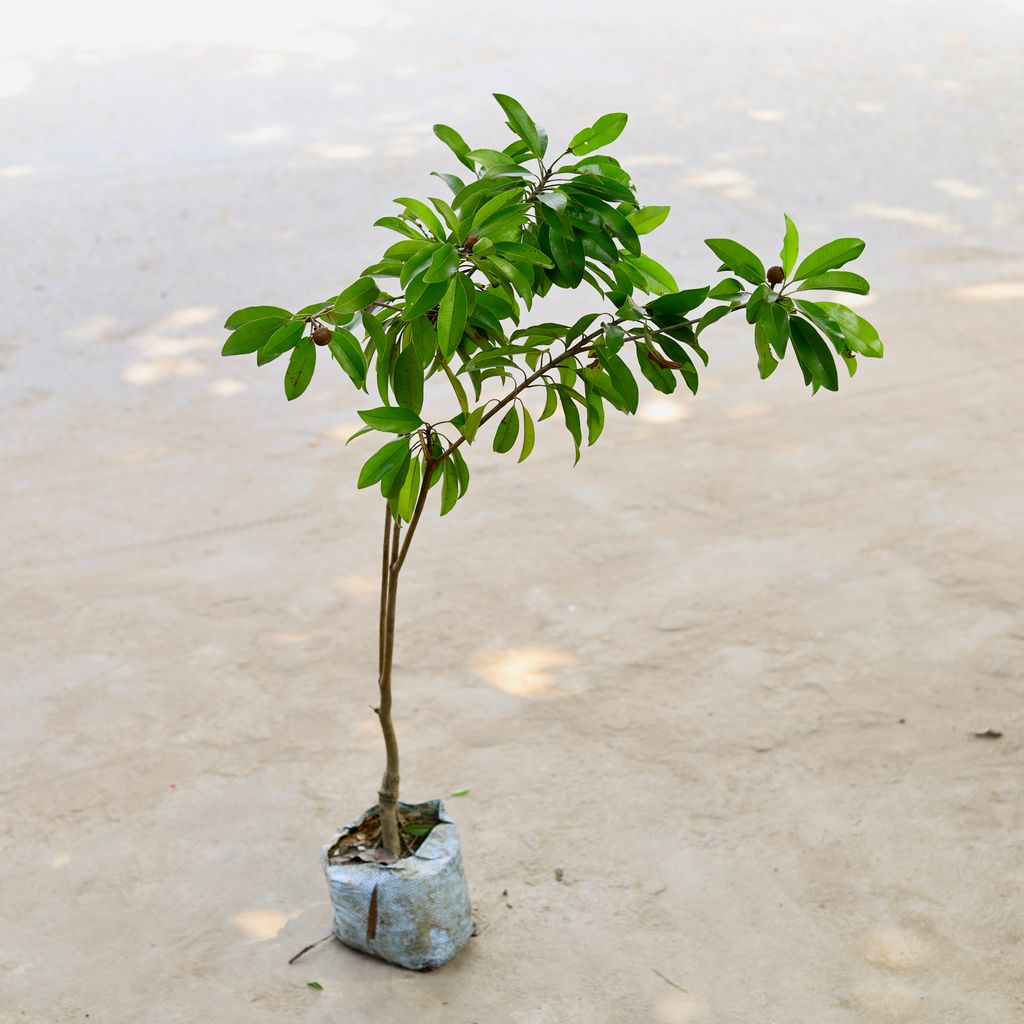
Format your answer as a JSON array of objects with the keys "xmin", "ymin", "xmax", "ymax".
[{"xmin": 221, "ymin": 95, "xmax": 884, "ymax": 970}]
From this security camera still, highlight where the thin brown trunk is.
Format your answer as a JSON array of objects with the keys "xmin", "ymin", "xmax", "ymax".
[
  {"xmin": 373, "ymin": 443, "xmax": 434, "ymax": 857},
  {"xmin": 376, "ymin": 508, "xmax": 402, "ymax": 856}
]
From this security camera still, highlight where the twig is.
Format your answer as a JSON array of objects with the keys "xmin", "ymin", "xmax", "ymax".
[
  {"xmin": 288, "ymin": 933, "xmax": 333, "ymax": 965},
  {"xmin": 652, "ymin": 968, "xmax": 688, "ymax": 994}
]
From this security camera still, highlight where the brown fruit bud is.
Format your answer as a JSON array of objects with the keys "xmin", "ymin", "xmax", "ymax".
[
  {"xmin": 312, "ymin": 324, "xmax": 332, "ymax": 347},
  {"xmin": 767, "ymin": 265, "xmax": 785, "ymax": 286},
  {"xmin": 464, "ymin": 235, "xmax": 479, "ymax": 252}
]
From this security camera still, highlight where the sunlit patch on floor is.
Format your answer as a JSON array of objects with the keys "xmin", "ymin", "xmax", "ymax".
[
  {"xmin": 852, "ymin": 975, "xmax": 923, "ymax": 1011},
  {"xmin": 474, "ymin": 646, "xmax": 579, "ymax": 698},
  {"xmin": 336, "ymin": 574, "xmax": 378, "ymax": 598},
  {"xmin": 855, "ymin": 101, "xmax": 886, "ymax": 114},
  {"xmin": 307, "ymin": 143, "xmax": 373, "ymax": 161},
  {"xmin": 934, "ymin": 178, "xmax": 985, "ymax": 200},
  {"xmin": 653, "ymin": 988, "xmax": 707, "ymax": 1023},
  {"xmin": 231, "ymin": 908, "xmax": 299, "ymax": 942},
  {"xmin": 1, "ymin": 164, "xmax": 34, "ymax": 178},
  {"xmin": 51, "ymin": 853, "xmax": 71, "ymax": 869},
  {"xmin": 638, "ymin": 398, "xmax": 689, "ymax": 424},
  {"xmin": 165, "ymin": 306, "xmax": 218, "ymax": 329},
  {"xmin": 855, "ymin": 202, "xmax": 959, "ymax": 235},
  {"xmin": 210, "ymin": 378, "xmax": 246, "ymax": 397},
  {"xmin": 864, "ymin": 926, "xmax": 935, "ymax": 969},
  {"xmin": 266, "ymin": 632, "xmax": 310, "ymax": 646},
  {"xmin": 727, "ymin": 402, "xmax": 772, "ymax": 420},
  {"xmin": 952, "ymin": 282, "xmax": 1024, "ymax": 302},
  {"xmin": 228, "ymin": 125, "xmax": 289, "ymax": 146},
  {"xmin": 681, "ymin": 167, "xmax": 755, "ymax": 200},
  {"xmin": 117, "ymin": 447, "xmax": 169, "ymax": 464},
  {"xmin": 66, "ymin": 315, "xmax": 119, "ymax": 342},
  {"xmin": 326, "ymin": 421, "xmax": 362, "ymax": 443},
  {"xmin": 627, "ymin": 154, "xmax": 684, "ymax": 167},
  {"xmin": 747, "ymin": 108, "xmax": 787, "ymax": 122},
  {"xmin": 122, "ymin": 359, "xmax": 203, "ymax": 385}
]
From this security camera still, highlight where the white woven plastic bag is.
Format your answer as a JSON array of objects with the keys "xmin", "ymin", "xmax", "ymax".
[{"xmin": 322, "ymin": 798, "xmax": 474, "ymax": 970}]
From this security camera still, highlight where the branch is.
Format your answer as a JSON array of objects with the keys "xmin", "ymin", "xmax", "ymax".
[
  {"xmin": 391, "ymin": 441, "xmax": 435, "ymax": 576},
  {"xmin": 523, "ymin": 148, "xmax": 572, "ymax": 205}
]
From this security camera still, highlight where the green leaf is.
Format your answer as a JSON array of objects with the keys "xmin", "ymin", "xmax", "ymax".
[
  {"xmin": 569, "ymin": 112, "xmax": 628, "ymax": 156},
  {"xmin": 637, "ymin": 343, "xmax": 677, "ymax": 395},
  {"xmin": 761, "ymin": 302, "xmax": 791, "ymax": 358},
  {"xmin": 586, "ymin": 387, "xmax": 605, "ymax": 445},
  {"xmin": 538, "ymin": 190, "xmax": 568, "ymax": 213},
  {"xmin": 430, "ymin": 196, "xmax": 461, "ymax": 236},
  {"xmin": 781, "ymin": 214, "xmax": 799, "ymax": 277},
  {"xmin": 652, "ymin": 335, "xmax": 699, "ymax": 393},
  {"xmin": 437, "ymin": 275, "xmax": 468, "ymax": 358},
  {"xmin": 789, "ymin": 317, "xmax": 839, "ymax": 391},
  {"xmin": 519, "ymin": 407, "xmax": 536, "ymax": 462},
  {"xmin": 440, "ymin": 460, "xmax": 459, "ymax": 516},
  {"xmin": 423, "ymin": 243, "xmax": 459, "ymax": 284},
  {"xmin": 746, "ymin": 284, "xmax": 770, "ymax": 324},
  {"xmin": 704, "ymin": 239, "xmax": 765, "ymax": 286},
  {"xmin": 392, "ymin": 346, "xmax": 424, "ymax": 414},
  {"xmin": 627, "ymin": 205, "xmax": 670, "ymax": 235},
  {"xmin": 395, "ymin": 197, "xmax": 446, "ymax": 241},
  {"xmin": 328, "ymin": 328, "xmax": 367, "ymax": 387},
  {"xmin": 708, "ymin": 278, "xmax": 745, "ymax": 300},
  {"xmin": 284, "ymin": 339, "xmax": 316, "ymax": 400},
  {"xmin": 222, "ymin": 316, "xmax": 289, "ymax": 356},
  {"xmin": 695, "ymin": 304, "xmax": 731, "ymax": 336},
  {"xmin": 493, "ymin": 405, "xmax": 520, "ymax": 453},
  {"xmin": 455, "ymin": 405, "xmax": 485, "ymax": 443},
  {"xmin": 626, "ymin": 253, "xmax": 678, "ymax": 295},
  {"xmin": 451, "ymin": 448, "xmax": 470, "ymax": 495},
  {"xmin": 793, "ymin": 238, "xmax": 865, "ymax": 280},
  {"xmin": 539, "ymin": 384, "xmax": 558, "ymax": 421},
  {"xmin": 307, "ymin": 981, "xmax": 323, "ymax": 991},
  {"xmin": 358, "ymin": 438, "xmax": 409, "ymax": 489},
  {"xmin": 559, "ymin": 391, "xmax": 582, "ymax": 464},
  {"xmin": 493, "ymin": 241, "xmax": 553, "ymax": 267},
  {"xmin": 408, "ymin": 317, "xmax": 437, "ymax": 368},
  {"xmin": 404, "ymin": 823, "xmax": 434, "ymax": 837},
  {"xmin": 450, "ymin": 788, "xmax": 470, "ymax": 797},
  {"xmin": 381, "ymin": 449, "xmax": 411, "ymax": 499},
  {"xmin": 601, "ymin": 352, "xmax": 639, "ymax": 414},
  {"xmin": 493, "ymin": 93, "xmax": 544, "ymax": 156},
  {"xmin": 795, "ymin": 271, "xmax": 870, "ymax": 295},
  {"xmin": 466, "ymin": 148, "xmax": 530, "ymax": 175},
  {"xmin": 398, "ymin": 242, "xmax": 441, "ymax": 288},
  {"xmin": 395, "ymin": 457, "xmax": 422, "ymax": 521},
  {"xmin": 646, "ymin": 286, "xmax": 708, "ymax": 321},
  {"xmin": 260, "ymin": 319, "xmax": 306, "ymax": 360},
  {"xmin": 754, "ymin": 321, "xmax": 779, "ymax": 379},
  {"xmin": 569, "ymin": 192, "xmax": 640, "ymax": 255},
  {"xmin": 815, "ymin": 302, "xmax": 884, "ymax": 358},
  {"xmin": 358, "ymin": 406, "xmax": 423, "ymax": 433},
  {"xmin": 346, "ymin": 425, "xmax": 374, "ymax": 445},
  {"xmin": 374, "ymin": 216, "xmax": 424, "ymax": 240},
  {"xmin": 432, "ymin": 170, "xmax": 465, "ymax": 195},
  {"xmin": 333, "ymin": 278, "xmax": 380, "ymax": 316},
  {"xmin": 402, "ymin": 280, "xmax": 446, "ymax": 320},
  {"xmin": 224, "ymin": 305, "xmax": 291, "ymax": 329},
  {"xmin": 433, "ymin": 123, "xmax": 476, "ymax": 171}
]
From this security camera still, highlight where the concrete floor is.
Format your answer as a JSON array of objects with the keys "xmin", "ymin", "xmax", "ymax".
[{"xmin": 2, "ymin": 2, "xmax": 1023, "ymax": 1021}]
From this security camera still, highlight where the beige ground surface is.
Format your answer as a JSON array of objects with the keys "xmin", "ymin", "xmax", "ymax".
[{"xmin": 3, "ymin": 2, "xmax": 1023, "ymax": 1021}]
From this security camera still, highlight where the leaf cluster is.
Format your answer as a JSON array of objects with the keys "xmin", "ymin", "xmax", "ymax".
[{"xmin": 223, "ymin": 96, "xmax": 883, "ymax": 520}]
